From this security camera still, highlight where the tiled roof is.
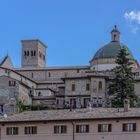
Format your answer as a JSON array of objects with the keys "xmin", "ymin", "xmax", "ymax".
[
  {"xmin": 0, "ymin": 108, "xmax": 140, "ymax": 123},
  {"xmin": 92, "ymin": 41, "xmax": 134, "ymax": 61},
  {"xmin": 15, "ymin": 66, "xmax": 89, "ymax": 71}
]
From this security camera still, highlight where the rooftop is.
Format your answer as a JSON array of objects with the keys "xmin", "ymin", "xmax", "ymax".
[{"xmin": 0, "ymin": 108, "xmax": 140, "ymax": 123}]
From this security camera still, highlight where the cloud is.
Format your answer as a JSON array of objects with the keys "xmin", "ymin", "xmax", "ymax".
[
  {"xmin": 124, "ymin": 11, "xmax": 140, "ymax": 24},
  {"xmin": 131, "ymin": 26, "xmax": 139, "ymax": 34},
  {"xmin": 124, "ymin": 11, "xmax": 140, "ymax": 33}
]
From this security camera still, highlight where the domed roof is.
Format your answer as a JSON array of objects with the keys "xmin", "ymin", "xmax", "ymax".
[{"xmin": 92, "ymin": 41, "xmax": 134, "ymax": 61}]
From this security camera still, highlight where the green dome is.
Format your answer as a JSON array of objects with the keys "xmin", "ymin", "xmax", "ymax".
[{"xmin": 93, "ymin": 41, "xmax": 134, "ymax": 60}]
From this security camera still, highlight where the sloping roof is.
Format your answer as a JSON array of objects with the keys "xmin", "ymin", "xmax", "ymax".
[
  {"xmin": 0, "ymin": 55, "xmax": 8, "ymax": 66},
  {"xmin": 0, "ymin": 55, "xmax": 13, "ymax": 68},
  {"xmin": 0, "ymin": 108, "xmax": 140, "ymax": 123}
]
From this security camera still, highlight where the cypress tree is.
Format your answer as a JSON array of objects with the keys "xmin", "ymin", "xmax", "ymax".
[{"xmin": 108, "ymin": 46, "xmax": 137, "ymax": 107}]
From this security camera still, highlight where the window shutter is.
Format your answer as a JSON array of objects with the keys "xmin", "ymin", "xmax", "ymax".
[
  {"xmin": 86, "ymin": 125, "xmax": 89, "ymax": 132},
  {"xmin": 133, "ymin": 123, "xmax": 136, "ymax": 131},
  {"xmin": 33, "ymin": 127, "xmax": 37, "ymax": 134},
  {"xmin": 108, "ymin": 124, "xmax": 112, "ymax": 132},
  {"xmin": 122, "ymin": 124, "xmax": 125, "ymax": 132},
  {"xmin": 54, "ymin": 126, "xmax": 57, "ymax": 133},
  {"xmin": 6, "ymin": 128, "xmax": 9, "ymax": 135},
  {"xmin": 98, "ymin": 124, "xmax": 101, "ymax": 132},
  {"xmin": 76, "ymin": 125, "xmax": 79, "ymax": 133}
]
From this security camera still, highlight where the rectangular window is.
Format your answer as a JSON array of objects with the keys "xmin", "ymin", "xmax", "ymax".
[
  {"xmin": 6, "ymin": 127, "xmax": 18, "ymax": 135},
  {"xmin": 98, "ymin": 124, "xmax": 112, "ymax": 132},
  {"xmin": 72, "ymin": 84, "xmax": 75, "ymax": 91},
  {"xmin": 9, "ymin": 81, "xmax": 16, "ymax": 86},
  {"xmin": 31, "ymin": 73, "xmax": 34, "ymax": 78},
  {"xmin": 86, "ymin": 84, "xmax": 90, "ymax": 91},
  {"xmin": 25, "ymin": 126, "xmax": 37, "ymax": 134},
  {"xmin": 54, "ymin": 125, "xmax": 67, "ymax": 134},
  {"xmin": 76, "ymin": 124, "xmax": 89, "ymax": 133},
  {"xmin": 122, "ymin": 123, "xmax": 136, "ymax": 132}
]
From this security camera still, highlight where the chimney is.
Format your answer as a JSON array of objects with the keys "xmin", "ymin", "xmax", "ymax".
[{"xmin": 124, "ymin": 99, "xmax": 130, "ymax": 112}]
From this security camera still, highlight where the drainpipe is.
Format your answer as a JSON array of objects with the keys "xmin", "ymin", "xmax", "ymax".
[{"xmin": 71, "ymin": 121, "xmax": 75, "ymax": 140}]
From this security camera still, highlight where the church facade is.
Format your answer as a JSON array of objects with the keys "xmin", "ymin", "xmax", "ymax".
[{"xmin": 0, "ymin": 26, "xmax": 140, "ymax": 115}]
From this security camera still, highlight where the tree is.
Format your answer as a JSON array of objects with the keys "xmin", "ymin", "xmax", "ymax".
[{"xmin": 108, "ymin": 46, "xmax": 137, "ymax": 107}]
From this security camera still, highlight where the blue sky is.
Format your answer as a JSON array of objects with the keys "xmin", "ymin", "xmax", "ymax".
[{"xmin": 0, "ymin": 0, "xmax": 140, "ymax": 67}]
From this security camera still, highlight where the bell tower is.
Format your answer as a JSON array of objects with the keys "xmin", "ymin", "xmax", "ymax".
[
  {"xmin": 21, "ymin": 40, "xmax": 47, "ymax": 68},
  {"xmin": 111, "ymin": 25, "xmax": 120, "ymax": 42}
]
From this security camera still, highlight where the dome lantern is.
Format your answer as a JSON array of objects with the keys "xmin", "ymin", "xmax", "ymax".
[
  {"xmin": 89, "ymin": 25, "xmax": 138, "ymax": 70},
  {"xmin": 111, "ymin": 25, "xmax": 120, "ymax": 42}
]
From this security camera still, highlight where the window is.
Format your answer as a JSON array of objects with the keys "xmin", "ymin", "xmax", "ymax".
[
  {"xmin": 9, "ymin": 81, "xmax": 16, "ymax": 86},
  {"xmin": 34, "ymin": 50, "xmax": 36, "ymax": 56},
  {"xmin": 31, "ymin": 72, "xmax": 34, "ymax": 78},
  {"xmin": 98, "ymin": 97, "xmax": 103, "ymax": 107},
  {"xmin": 0, "ymin": 105, "xmax": 4, "ymax": 113},
  {"xmin": 38, "ymin": 92, "xmax": 41, "ymax": 96},
  {"xmin": 31, "ymin": 51, "xmax": 34, "ymax": 56},
  {"xmin": 86, "ymin": 84, "xmax": 90, "ymax": 91},
  {"xmin": 98, "ymin": 81, "xmax": 102, "ymax": 90},
  {"xmin": 93, "ymin": 80, "xmax": 97, "ymax": 92},
  {"xmin": 56, "ymin": 99, "xmax": 59, "ymax": 105},
  {"xmin": 25, "ymin": 126, "xmax": 37, "ymax": 134},
  {"xmin": 122, "ymin": 123, "xmax": 136, "ymax": 132},
  {"xmin": 6, "ymin": 127, "xmax": 18, "ymax": 135},
  {"xmin": 72, "ymin": 84, "xmax": 75, "ymax": 91},
  {"xmin": 27, "ymin": 51, "xmax": 29, "ymax": 56},
  {"xmin": 43, "ymin": 55, "xmax": 45, "ymax": 61},
  {"xmin": 98, "ymin": 124, "xmax": 112, "ymax": 132},
  {"xmin": 24, "ymin": 51, "xmax": 26, "ymax": 56},
  {"xmin": 54, "ymin": 125, "xmax": 67, "ymax": 134},
  {"xmin": 48, "ymin": 72, "xmax": 51, "ymax": 77},
  {"xmin": 76, "ymin": 125, "xmax": 89, "ymax": 133},
  {"xmin": 5, "ymin": 69, "xmax": 9, "ymax": 74}
]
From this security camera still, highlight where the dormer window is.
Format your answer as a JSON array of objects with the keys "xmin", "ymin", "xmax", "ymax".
[{"xmin": 9, "ymin": 81, "xmax": 16, "ymax": 86}]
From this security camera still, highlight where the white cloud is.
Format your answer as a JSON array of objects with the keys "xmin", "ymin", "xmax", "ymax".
[
  {"xmin": 124, "ymin": 11, "xmax": 140, "ymax": 33},
  {"xmin": 124, "ymin": 11, "xmax": 140, "ymax": 24},
  {"xmin": 131, "ymin": 26, "xmax": 139, "ymax": 34}
]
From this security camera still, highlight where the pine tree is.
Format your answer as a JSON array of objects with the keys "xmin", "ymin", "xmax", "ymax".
[{"xmin": 108, "ymin": 46, "xmax": 137, "ymax": 107}]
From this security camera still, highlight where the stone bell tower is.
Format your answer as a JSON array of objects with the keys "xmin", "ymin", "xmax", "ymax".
[{"xmin": 21, "ymin": 40, "xmax": 47, "ymax": 68}]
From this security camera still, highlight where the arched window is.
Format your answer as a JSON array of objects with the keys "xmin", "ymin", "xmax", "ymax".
[
  {"xmin": 31, "ymin": 51, "xmax": 34, "ymax": 56},
  {"xmin": 99, "ymin": 81, "xmax": 102, "ymax": 90},
  {"xmin": 27, "ymin": 51, "xmax": 29, "ymax": 56}
]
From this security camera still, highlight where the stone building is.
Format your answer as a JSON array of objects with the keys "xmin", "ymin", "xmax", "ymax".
[
  {"xmin": 0, "ymin": 105, "xmax": 140, "ymax": 140},
  {"xmin": 0, "ymin": 25, "xmax": 140, "ymax": 115}
]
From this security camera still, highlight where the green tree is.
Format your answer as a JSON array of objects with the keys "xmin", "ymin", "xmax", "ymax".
[{"xmin": 108, "ymin": 46, "xmax": 137, "ymax": 107}]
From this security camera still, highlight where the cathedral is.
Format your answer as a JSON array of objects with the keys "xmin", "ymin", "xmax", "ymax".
[{"xmin": 0, "ymin": 25, "xmax": 140, "ymax": 115}]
